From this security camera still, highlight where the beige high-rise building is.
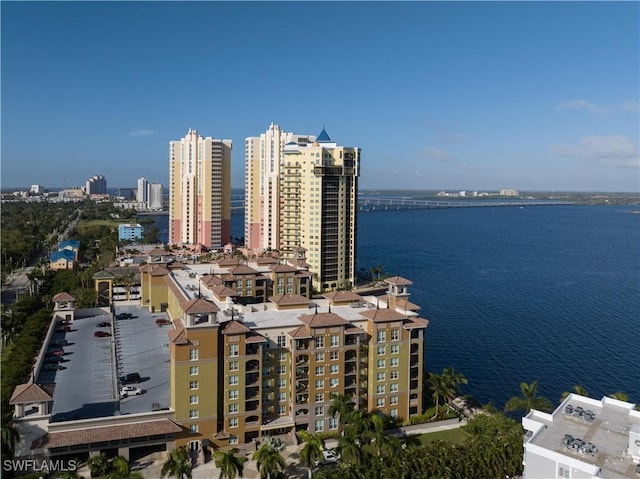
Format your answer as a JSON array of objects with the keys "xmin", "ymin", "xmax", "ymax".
[
  {"xmin": 169, "ymin": 129, "xmax": 232, "ymax": 249},
  {"xmin": 245, "ymin": 125, "xmax": 360, "ymax": 292},
  {"xmin": 245, "ymin": 123, "xmax": 315, "ymax": 251}
]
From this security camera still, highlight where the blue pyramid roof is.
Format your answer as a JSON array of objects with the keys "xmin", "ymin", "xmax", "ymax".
[{"xmin": 317, "ymin": 128, "xmax": 332, "ymax": 143}]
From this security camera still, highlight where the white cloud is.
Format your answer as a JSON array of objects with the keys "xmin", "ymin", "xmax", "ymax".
[
  {"xmin": 557, "ymin": 99, "xmax": 604, "ymax": 114},
  {"xmin": 129, "ymin": 128, "xmax": 156, "ymax": 137},
  {"xmin": 619, "ymin": 100, "xmax": 640, "ymax": 113},
  {"xmin": 552, "ymin": 135, "xmax": 639, "ymax": 168},
  {"xmin": 418, "ymin": 147, "xmax": 454, "ymax": 162}
]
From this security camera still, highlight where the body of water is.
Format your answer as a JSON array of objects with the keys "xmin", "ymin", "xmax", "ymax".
[{"xmin": 147, "ymin": 205, "xmax": 640, "ymax": 408}]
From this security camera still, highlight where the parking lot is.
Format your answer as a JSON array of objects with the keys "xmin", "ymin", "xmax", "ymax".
[{"xmin": 38, "ymin": 305, "xmax": 171, "ymax": 421}]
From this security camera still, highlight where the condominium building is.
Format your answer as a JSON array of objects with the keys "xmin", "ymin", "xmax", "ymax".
[
  {"xmin": 244, "ymin": 123, "xmax": 315, "ymax": 251},
  {"xmin": 522, "ymin": 394, "xmax": 640, "ymax": 478},
  {"xmin": 137, "ymin": 177, "xmax": 148, "ymax": 204},
  {"xmin": 85, "ymin": 175, "xmax": 107, "ymax": 195},
  {"xmin": 169, "ymin": 129, "xmax": 232, "ymax": 249},
  {"xmin": 245, "ymin": 125, "xmax": 360, "ymax": 292},
  {"xmin": 140, "ymin": 261, "xmax": 426, "ymax": 451},
  {"xmin": 118, "ymin": 223, "xmax": 143, "ymax": 242},
  {"xmin": 148, "ymin": 183, "xmax": 164, "ymax": 210}
]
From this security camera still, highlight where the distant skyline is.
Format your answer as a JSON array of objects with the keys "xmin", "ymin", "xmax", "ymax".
[{"xmin": 1, "ymin": 1, "xmax": 638, "ymax": 192}]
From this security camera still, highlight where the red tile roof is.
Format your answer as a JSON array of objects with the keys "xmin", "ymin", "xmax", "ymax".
[
  {"xmin": 183, "ymin": 298, "xmax": 220, "ymax": 314},
  {"xmin": 269, "ymin": 294, "xmax": 309, "ymax": 306},
  {"xmin": 323, "ymin": 291, "xmax": 363, "ymax": 303},
  {"xmin": 33, "ymin": 419, "xmax": 183, "ymax": 449},
  {"xmin": 270, "ymin": 264, "xmax": 298, "ymax": 273},
  {"xmin": 222, "ymin": 320, "xmax": 251, "ymax": 335},
  {"xmin": 384, "ymin": 276, "xmax": 413, "ymax": 286},
  {"xmin": 168, "ymin": 325, "xmax": 189, "ymax": 344},
  {"xmin": 52, "ymin": 292, "xmax": 75, "ymax": 302},
  {"xmin": 10, "ymin": 383, "xmax": 55, "ymax": 404},
  {"xmin": 379, "ymin": 294, "xmax": 421, "ymax": 311},
  {"xmin": 402, "ymin": 317, "xmax": 430, "ymax": 329},
  {"xmin": 360, "ymin": 308, "xmax": 407, "ymax": 323},
  {"xmin": 245, "ymin": 333, "xmax": 267, "ymax": 344},
  {"xmin": 216, "ymin": 258, "xmax": 242, "ymax": 267},
  {"xmin": 287, "ymin": 325, "xmax": 312, "ymax": 339},
  {"xmin": 298, "ymin": 312, "xmax": 350, "ymax": 328},
  {"xmin": 227, "ymin": 265, "xmax": 258, "ymax": 275}
]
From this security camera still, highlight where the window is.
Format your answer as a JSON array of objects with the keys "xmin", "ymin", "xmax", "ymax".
[
  {"xmin": 390, "ymin": 345, "xmax": 399, "ymax": 354},
  {"xmin": 390, "ymin": 383, "xmax": 398, "ymax": 393},
  {"xmin": 315, "ymin": 406, "xmax": 324, "ymax": 416},
  {"xmin": 330, "ymin": 335, "xmax": 339, "ymax": 347},
  {"xmin": 391, "ymin": 329, "xmax": 400, "ymax": 341},
  {"xmin": 277, "ymin": 378, "xmax": 286, "ymax": 388},
  {"xmin": 190, "ymin": 424, "xmax": 199, "ymax": 433},
  {"xmin": 229, "ymin": 418, "xmax": 238, "ymax": 428},
  {"xmin": 229, "ymin": 375, "xmax": 239, "ymax": 386},
  {"xmin": 287, "ymin": 277, "xmax": 294, "ymax": 285},
  {"xmin": 329, "ymin": 417, "xmax": 338, "ymax": 430},
  {"xmin": 189, "ymin": 395, "xmax": 199, "ymax": 405},
  {"xmin": 236, "ymin": 280, "xmax": 242, "ymax": 289},
  {"xmin": 229, "ymin": 404, "xmax": 238, "ymax": 414},
  {"xmin": 229, "ymin": 344, "xmax": 239, "ymax": 357},
  {"xmin": 376, "ymin": 398, "xmax": 385, "ymax": 407},
  {"xmin": 316, "ymin": 337, "xmax": 324, "ymax": 348},
  {"xmin": 315, "ymin": 419, "xmax": 324, "ymax": 432},
  {"xmin": 330, "ymin": 351, "xmax": 339, "ymax": 361},
  {"xmin": 330, "ymin": 378, "xmax": 339, "ymax": 387},
  {"xmin": 376, "ymin": 385, "xmax": 385, "ymax": 394},
  {"xmin": 390, "ymin": 409, "xmax": 398, "ymax": 418},
  {"xmin": 377, "ymin": 372, "xmax": 385, "ymax": 382},
  {"xmin": 189, "ymin": 366, "xmax": 199, "ymax": 375},
  {"xmin": 390, "ymin": 396, "xmax": 398, "ymax": 405},
  {"xmin": 247, "ymin": 279, "xmax": 253, "ymax": 287},
  {"xmin": 278, "ymin": 405, "xmax": 286, "ymax": 415},
  {"xmin": 277, "ymin": 335, "xmax": 286, "ymax": 348},
  {"xmin": 316, "ymin": 366, "xmax": 325, "ymax": 375},
  {"xmin": 377, "ymin": 331, "xmax": 386, "ymax": 343},
  {"xmin": 189, "ymin": 409, "xmax": 198, "ymax": 419},
  {"xmin": 315, "ymin": 379, "xmax": 324, "ymax": 389},
  {"xmin": 278, "ymin": 365, "xmax": 286, "ymax": 375},
  {"xmin": 377, "ymin": 359, "xmax": 385, "ymax": 369},
  {"xmin": 315, "ymin": 393, "xmax": 324, "ymax": 402},
  {"xmin": 190, "ymin": 349, "xmax": 199, "ymax": 361},
  {"xmin": 390, "ymin": 371, "xmax": 399, "ymax": 380},
  {"xmin": 229, "ymin": 390, "xmax": 238, "ymax": 400},
  {"xmin": 315, "ymin": 352, "xmax": 325, "ymax": 362},
  {"xmin": 229, "ymin": 435, "xmax": 238, "ymax": 445},
  {"xmin": 229, "ymin": 360, "xmax": 239, "ymax": 371},
  {"xmin": 558, "ymin": 466, "xmax": 570, "ymax": 479},
  {"xmin": 189, "ymin": 381, "xmax": 198, "ymax": 390},
  {"xmin": 277, "ymin": 392, "xmax": 286, "ymax": 402},
  {"xmin": 330, "ymin": 364, "xmax": 339, "ymax": 374},
  {"xmin": 377, "ymin": 346, "xmax": 386, "ymax": 356},
  {"xmin": 390, "ymin": 358, "xmax": 399, "ymax": 367},
  {"xmin": 278, "ymin": 352, "xmax": 287, "ymax": 361}
]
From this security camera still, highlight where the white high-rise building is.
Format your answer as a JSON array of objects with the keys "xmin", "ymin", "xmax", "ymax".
[
  {"xmin": 137, "ymin": 178, "xmax": 148, "ymax": 204},
  {"xmin": 85, "ymin": 175, "xmax": 106, "ymax": 195},
  {"xmin": 148, "ymin": 183, "xmax": 164, "ymax": 210}
]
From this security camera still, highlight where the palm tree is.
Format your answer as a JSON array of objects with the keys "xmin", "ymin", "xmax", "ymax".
[
  {"xmin": 87, "ymin": 452, "xmax": 110, "ymax": 478},
  {"xmin": 1, "ymin": 423, "xmax": 19, "ymax": 457},
  {"xmin": 441, "ymin": 367, "xmax": 468, "ymax": 409},
  {"xmin": 560, "ymin": 384, "xmax": 588, "ymax": 401},
  {"xmin": 161, "ymin": 446, "xmax": 193, "ymax": 479},
  {"xmin": 428, "ymin": 372, "xmax": 453, "ymax": 419},
  {"xmin": 609, "ymin": 391, "xmax": 629, "ymax": 401},
  {"xmin": 214, "ymin": 448, "xmax": 247, "ymax": 479},
  {"xmin": 336, "ymin": 427, "xmax": 368, "ymax": 468},
  {"xmin": 369, "ymin": 413, "xmax": 399, "ymax": 457},
  {"xmin": 105, "ymin": 456, "xmax": 144, "ymax": 479},
  {"xmin": 253, "ymin": 442, "xmax": 286, "ymax": 479},
  {"xmin": 298, "ymin": 430, "xmax": 325, "ymax": 479},
  {"xmin": 328, "ymin": 393, "xmax": 355, "ymax": 436},
  {"xmin": 504, "ymin": 380, "xmax": 553, "ymax": 414}
]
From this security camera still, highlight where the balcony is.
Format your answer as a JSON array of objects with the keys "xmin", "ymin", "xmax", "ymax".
[
  {"xmin": 296, "ymin": 380, "xmax": 308, "ymax": 393},
  {"xmin": 345, "ymin": 364, "xmax": 357, "ymax": 375},
  {"xmin": 410, "ymin": 380, "xmax": 419, "ymax": 390},
  {"xmin": 245, "ymin": 415, "xmax": 260, "ymax": 429},
  {"xmin": 410, "ymin": 393, "xmax": 419, "ymax": 407},
  {"xmin": 295, "ymin": 340, "xmax": 310, "ymax": 351},
  {"xmin": 410, "ymin": 366, "xmax": 420, "ymax": 379},
  {"xmin": 345, "ymin": 350, "xmax": 357, "ymax": 362},
  {"xmin": 345, "ymin": 387, "xmax": 357, "ymax": 398},
  {"xmin": 295, "ymin": 394, "xmax": 309, "ymax": 405},
  {"xmin": 345, "ymin": 337, "xmax": 358, "ymax": 346},
  {"xmin": 246, "ymin": 344, "xmax": 261, "ymax": 356},
  {"xmin": 411, "ymin": 330, "xmax": 422, "ymax": 340},
  {"xmin": 345, "ymin": 378, "xmax": 357, "ymax": 388},
  {"xmin": 246, "ymin": 386, "xmax": 260, "ymax": 400},
  {"xmin": 296, "ymin": 355, "xmax": 309, "ymax": 366},
  {"xmin": 246, "ymin": 372, "xmax": 260, "ymax": 386},
  {"xmin": 296, "ymin": 367, "xmax": 309, "ymax": 380},
  {"xmin": 246, "ymin": 359, "xmax": 260, "ymax": 371},
  {"xmin": 246, "ymin": 400, "xmax": 260, "ymax": 412},
  {"xmin": 411, "ymin": 344, "xmax": 420, "ymax": 354},
  {"xmin": 410, "ymin": 355, "xmax": 419, "ymax": 367}
]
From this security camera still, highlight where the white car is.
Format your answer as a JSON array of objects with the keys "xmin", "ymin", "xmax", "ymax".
[
  {"xmin": 120, "ymin": 386, "xmax": 143, "ymax": 398},
  {"xmin": 315, "ymin": 449, "xmax": 340, "ymax": 466}
]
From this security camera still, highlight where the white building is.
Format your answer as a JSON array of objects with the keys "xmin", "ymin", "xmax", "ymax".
[
  {"xmin": 522, "ymin": 394, "xmax": 640, "ymax": 479},
  {"xmin": 500, "ymin": 188, "xmax": 519, "ymax": 197},
  {"xmin": 137, "ymin": 177, "xmax": 148, "ymax": 204},
  {"xmin": 85, "ymin": 175, "xmax": 107, "ymax": 195},
  {"xmin": 148, "ymin": 183, "xmax": 164, "ymax": 210}
]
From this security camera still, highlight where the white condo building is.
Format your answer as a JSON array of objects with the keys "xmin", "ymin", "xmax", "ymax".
[
  {"xmin": 148, "ymin": 183, "xmax": 164, "ymax": 210},
  {"xmin": 522, "ymin": 394, "xmax": 640, "ymax": 478},
  {"xmin": 137, "ymin": 177, "xmax": 148, "ymax": 204}
]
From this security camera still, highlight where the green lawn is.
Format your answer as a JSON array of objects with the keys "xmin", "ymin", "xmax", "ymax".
[{"xmin": 413, "ymin": 427, "xmax": 469, "ymax": 445}]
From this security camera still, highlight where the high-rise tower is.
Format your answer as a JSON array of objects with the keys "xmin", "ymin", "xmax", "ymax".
[
  {"xmin": 169, "ymin": 129, "xmax": 232, "ymax": 249},
  {"xmin": 244, "ymin": 123, "xmax": 315, "ymax": 251}
]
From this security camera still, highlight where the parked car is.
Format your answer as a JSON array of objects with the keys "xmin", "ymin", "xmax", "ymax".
[
  {"xmin": 119, "ymin": 372, "xmax": 142, "ymax": 384},
  {"xmin": 120, "ymin": 386, "xmax": 143, "ymax": 398},
  {"xmin": 315, "ymin": 449, "xmax": 340, "ymax": 466},
  {"xmin": 96, "ymin": 322, "xmax": 111, "ymax": 328},
  {"xmin": 155, "ymin": 318, "xmax": 171, "ymax": 326},
  {"xmin": 94, "ymin": 331, "xmax": 112, "ymax": 338},
  {"xmin": 46, "ymin": 349, "xmax": 65, "ymax": 356},
  {"xmin": 116, "ymin": 313, "xmax": 133, "ymax": 320}
]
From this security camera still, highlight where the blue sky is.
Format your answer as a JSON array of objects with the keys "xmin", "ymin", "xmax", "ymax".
[{"xmin": 2, "ymin": 1, "xmax": 638, "ymax": 192}]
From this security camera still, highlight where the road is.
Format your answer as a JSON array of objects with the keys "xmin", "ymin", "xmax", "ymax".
[{"xmin": 1, "ymin": 267, "xmax": 32, "ymax": 306}]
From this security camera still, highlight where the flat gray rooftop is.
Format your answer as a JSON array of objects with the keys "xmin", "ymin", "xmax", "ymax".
[
  {"xmin": 38, "ymin": 306, "xmax": 170, "ymax": 422},
  {"xmin": 529, "ymin": 396, "xmax": 639, "ymax": 478}
]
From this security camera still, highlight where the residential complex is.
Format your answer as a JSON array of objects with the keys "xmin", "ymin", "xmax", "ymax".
[
  {"xmin": 245, "ymin": 124, "xmax": 360, "ymax": 292},
  {"xmin": 148, "ymin": 183, "xmax": 164, "ymax": 210},
  {"xmin": 84, "ymin": 175, "xmax": 107, "ymax": 195},
  {"xmin": 522, "ymin": 394, "xmax": 640, "ymax": 478},
  {"xmin": 137, "ymin": 177, "xmax": 148, "ymax": 204},
  {"xmin": 118, "ymin": 223, "xmax": 143, "ymax": 242},
  {"xmin": 169, "ymin": 129, "xmax": 232, "ymax": 250}
]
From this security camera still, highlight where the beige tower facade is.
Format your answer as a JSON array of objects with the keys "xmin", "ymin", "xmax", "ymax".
[
  {"xmin": 169, "ymin": 129, "xmax": 232, "ymax": 249},
  {"xmin": 281, "ymin": 129, "xmax": 360, "ymax": 292},
  {"xmin": 244, "ymin": 123, "xmax": 315, "ymax": 251}
]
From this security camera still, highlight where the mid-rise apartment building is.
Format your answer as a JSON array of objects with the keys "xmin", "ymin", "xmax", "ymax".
[
  {"xmin": 169, "ymin": 129, "xmax": 232, "ymax": 249},
  {"xmin": 245, "ymin": 125, "xmax": 360, "ymax": 292},
  {"xmin": 140, "ymin": 261, "xmax": 426, "ymax": 451},
  {"xmin": 85, "ymin": 175, "xmax": 107, "ymax": 195}
]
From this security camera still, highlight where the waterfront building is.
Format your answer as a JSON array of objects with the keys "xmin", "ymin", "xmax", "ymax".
[
  {"xmin": 30, "ymin": 185, "xmax": 44, "ymax": 194},
  {"xmin": 85, "ymin": 175, "xmax": 107, "ymax": 195},
  {"xmin": 169, "ymin": 129, "xmax": 232, "ymax": 250},
  {"xmin": 137, "ymin": 177, "xmax": 148, "ymax": 204},
  {"xmin": 148, "ymin": 183, "xmax": 164, "ymax": 210},
  {"xmin": 244, "ymin": 123, "xmax": 315, "ymax": 251},
  {"xmin": 522, "ymin": 394, "xmax": 640, "ymax": 478},
  {"xmin": 118, "ymin": 223, "xmax": 143, "ymax": 242},
  {"xmin": 140, "ymin": 260, "xmax": 426, "ymax": 450},
  {"xmin": 500, "ymin": 188, "xmax": 519, "ymax": 197},
  {"xmin": 245, "ymin": 125, "xmax": 360, "ymax": 292}
]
